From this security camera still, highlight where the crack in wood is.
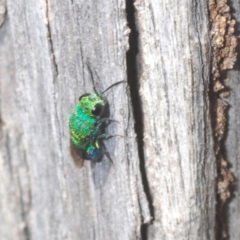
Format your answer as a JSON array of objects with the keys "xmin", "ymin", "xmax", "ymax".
[
  {"xmin": 17, "ymin": 173, "xmax": 31, "ymax": 240},
  {"xmin": 208, "ymin": 0, "xmax": 237, "ymax": 239},
  {"xmin": 0, "ymin": 0, "xmax": 6, "ymax": 27},
  {"xmin": 45, "ymin": 0, "xmax": 59, "ymax": 80},
  {"xmin": 126, "ymin": 0, "xmax": 153, "ymax": 238}
]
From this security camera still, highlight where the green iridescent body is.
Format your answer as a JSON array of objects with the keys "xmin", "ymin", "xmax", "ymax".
[
  {"xmin": 69, "ymin": 104, "xmax": 97, "ymax": 148},
  {"xmin": 69, "ymin": 76, "xmax": 126, "ymax": 167},
  {"xmin": 69, "ymin": 92, "xmax": 107, "ymax": 165}
]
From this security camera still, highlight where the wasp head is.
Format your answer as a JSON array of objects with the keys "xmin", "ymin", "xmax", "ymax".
[{"xmin": 78, "ymin": 93, "xmax": 106, "ymax": 117}]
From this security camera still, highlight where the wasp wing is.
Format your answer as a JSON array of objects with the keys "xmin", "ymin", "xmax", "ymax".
[
  {"xmin": 70, "ymin": 139, "xmax": 84, "ymax": 168},
  {"xmin": 91, "ymin": 142, "xmax": 113, "ymax": 188},
  {"xmin": 91, "ymin": 156, "xmax": 111, "ymax": 188}
]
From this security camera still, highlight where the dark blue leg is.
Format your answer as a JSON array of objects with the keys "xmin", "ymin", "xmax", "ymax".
[{"xmin": 89, "ymin": 118, "xmax": 118, "ymax": 142}]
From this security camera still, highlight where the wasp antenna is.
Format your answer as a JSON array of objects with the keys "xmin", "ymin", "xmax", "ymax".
[
  {"xmin": 85, "ymin": 61, "xmax": 101, "ymax": 95},
  {"xmin": 102, "ymin": 80, "xmax": 127, "ymax": 94}
]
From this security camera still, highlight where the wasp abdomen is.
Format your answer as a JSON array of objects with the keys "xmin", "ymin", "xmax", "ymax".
[
  {"xmin": 69, "ymin": 104, "xmax": 97, "ymax": 148},
  {"xmin": 84, "ymin": 143, "xmax": 103, "ymax": 161}
]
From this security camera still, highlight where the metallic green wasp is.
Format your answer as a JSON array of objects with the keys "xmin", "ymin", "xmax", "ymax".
[{"xmin": 69, "ymin": 67, "xmax": 125, "ymax": 168}]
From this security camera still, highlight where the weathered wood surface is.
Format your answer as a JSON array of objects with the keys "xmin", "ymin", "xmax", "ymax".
[
  {"xmin": 0, "ymin": 0, "xmax": 150, "ymax": 240},
  {"xmin": 226, "ymin": 1, "xmax": 240, "ymax": 239},
  {"xmin": 1, "ymin": 0, "xmax": 239, "ymax": 239},
  {"xmin": 134, "ymin": 0, "xmax": 216, "ymax": 239}
]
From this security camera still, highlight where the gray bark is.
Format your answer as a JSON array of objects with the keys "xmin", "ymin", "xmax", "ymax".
[
  {"xmin": 0, "ymin": 0, "xmax": 239, "ymax": 240},
  {"xmin": 135, "ymin": 0, "xmax": 216, "ymax": 239},
  {"xmin": 226, "ymin": 1, "xmax": 240, "ymax": 239},
  {"xmin": 0, "ymin": 0, "xmax": 150, "ymax": 240}
]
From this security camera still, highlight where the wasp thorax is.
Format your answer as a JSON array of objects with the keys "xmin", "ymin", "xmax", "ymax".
[{"xmin": 79, "ymin": 93, "xmax": 106, "ymax": 117}]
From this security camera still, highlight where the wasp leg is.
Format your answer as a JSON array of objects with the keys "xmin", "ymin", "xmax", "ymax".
[
  {"xmin": 99, "ymin": 148, "xmax": 114, "ymax": 166},
  {"xmin": 97, "ymin": 133, "xmax": 125, "ymax": 139},
  {"xmin": 89, "ymin": 118, "xmax": 118, "ymax": 141},
  {"xmin": 97, "ymin": 133, "xmax": 127, "ymax": 139},
  {"xmin": 97, "ymin": 133, "xmax": 111, "ymax": 139},
  {"xmin": 96, "ymin": 118, "xmax": 119, "ymax": 128}
]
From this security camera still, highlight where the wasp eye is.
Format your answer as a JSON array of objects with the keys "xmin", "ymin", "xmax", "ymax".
[
  {"xmin": 79, "ymin": 93, "xmax": 90, "ymax": 101},
  {"xmin": 92, "ymin": 104, "xmax": 103, "ymax": 116}
]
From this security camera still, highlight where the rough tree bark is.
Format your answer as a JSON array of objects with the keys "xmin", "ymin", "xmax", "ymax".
[
  {"xmin": 134, "ymin": 1, "xmax": 215, "ymax": 239},
  {"xmin": 226, "ymin": 1, "xmax": 240, "ymax": 239},
  {"xmin": 0, "ymin": 0, "xmax": 239, "ymax": 240},
  {"xmin": 0, "ymin": 0, "xmax": 150, "ymax": 239}
]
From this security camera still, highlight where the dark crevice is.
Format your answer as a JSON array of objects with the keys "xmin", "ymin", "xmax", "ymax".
[
  {"xmin": 0, "ymin": 2, "xmax": 7, "ymax": 28},
  {"xmin": 209, "ymin": 84, "xmax": 233, "ymax": 240},
  {"xmin": 208, "ymin": 81, "xmax": 222, "ymax": 240},
  {"xmin": 18, "ymin": 179, "xmax": 31, "ymax": 240},
  {"xmin": 208, "ymin": 55, "xmax": 232, "ymax": 240},
  {"xmin": 208, "ymin": 0, "xmax": 238, "ymax": 239},
  {"xmin": 45, "ymin": 0, "xmax": 59, "ymax": 80},
  {"xmin": 5, "ymin": 133, "xmax": 13, "ymax": 177},
  {"xmin": 126, "ymin": 1, "xmax": 153, "ymax": 239}
]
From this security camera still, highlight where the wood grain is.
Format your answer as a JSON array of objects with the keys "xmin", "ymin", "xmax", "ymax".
[
  {"xmin": 1, "ymin": 0, "xmax": 239, "ymax": 239},
  {"xmin": 225, "ymin": 1, "xmax": 240, "ymax": 239},
  {"xmin": 134, "ymin": 0, "xmax": 216, "ymax": 239},
  {"xmin": 0, "ymin": 0, "xmax": 150, "ymax": 239}
]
